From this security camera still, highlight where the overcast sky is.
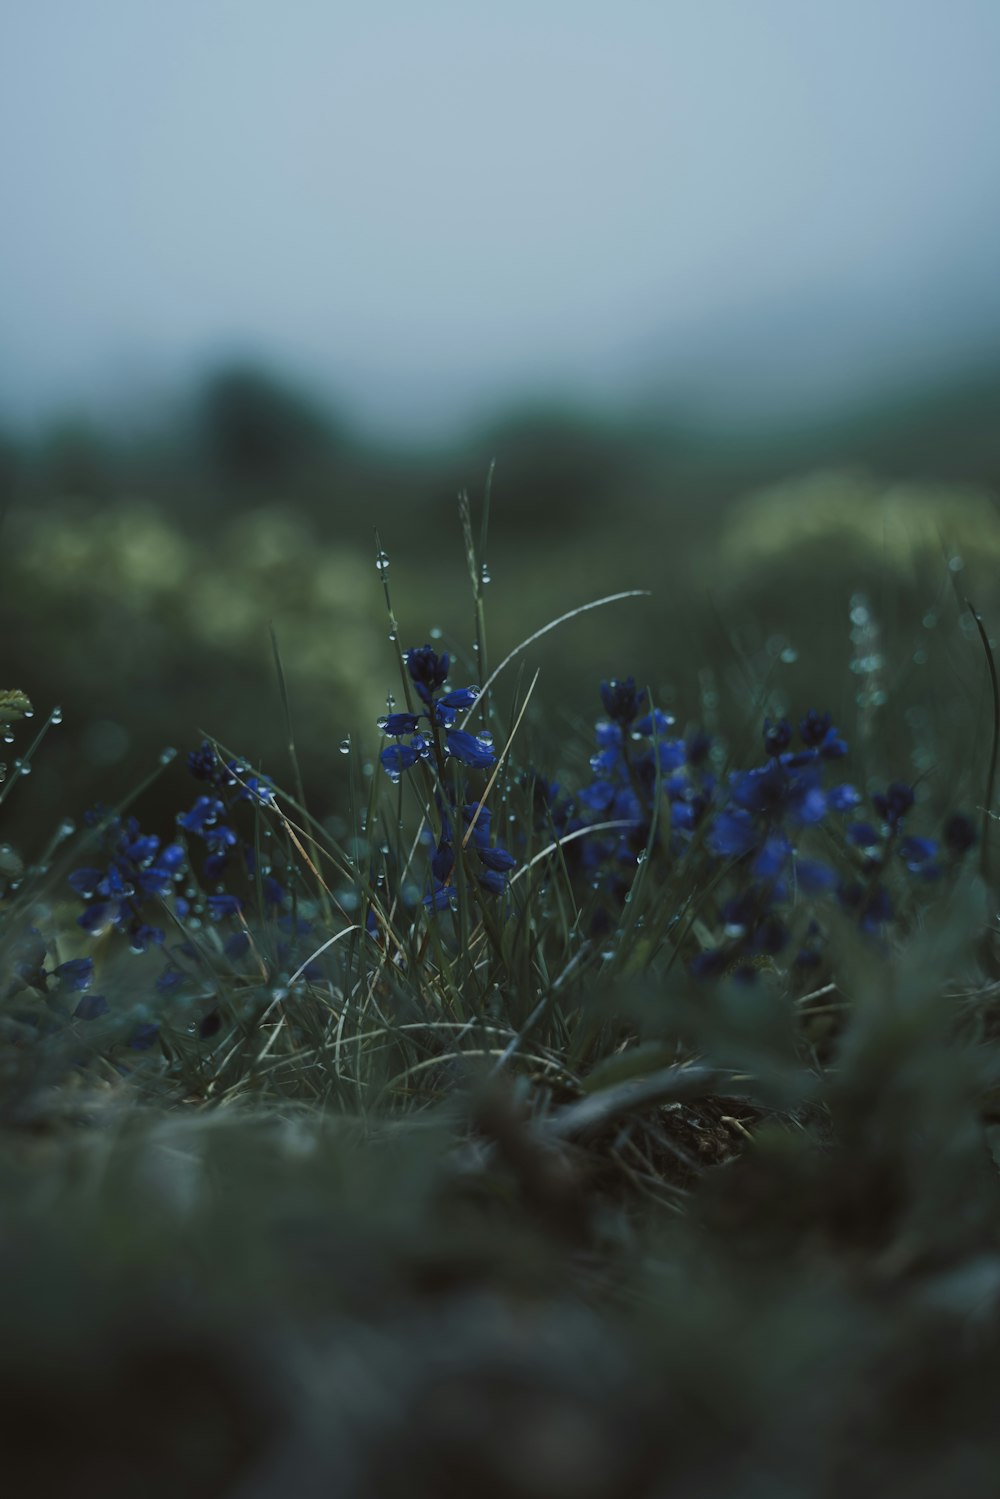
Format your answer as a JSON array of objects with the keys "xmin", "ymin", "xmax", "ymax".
[{"xmin": 2, "ymin": 1, "xmax": 1000, "ymax": 436}]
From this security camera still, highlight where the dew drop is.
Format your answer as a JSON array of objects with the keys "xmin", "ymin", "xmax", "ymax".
[
  {"xmin": 2, "ymin": 732, "xmax": 13, "ymax": 744},
  {"xmin": 339, "ymin": 737, "xmax": 351, "ymax": 755},
  {"xmin": 22, "ymin": 709, "xmax": 33, "ymax": 719},
  {"xmin": 14, "ymin": 759, "xmax": 31, "ymax": 777},
  {"xmin": 159, "ymin": 747, "xmax": 178, "ymax": 765},
  {"xmin": 57, "ymin": 818, "xmax": 76, "ymax": 839},
  {"xmin": 429, "ymin": 626, "xmax": 443, "ymax": 640},
  {"xmin": 948, "ymin": 555, "xmax": 965, "ymax": 574},
  {"xmin": 376, "ymin": 716, "xmax": 388, "ymax": 732},
  {"xmin": 922, "ymin": 611, "xmax": 938, "ymax": 629},
  {"xmin": 780, "ymin": 647, "xmax": 798, "ymax": 664},
  {"xmin": 50, "ymin": 706, "xmax": 63, "ymax": 725},
  {"xmin": 385, "ymin": 693, "xmax": 396, "ymax": 710},
  {"xmin": 480, "ymin": 563, "xmax": 492, "ymax": 585},
  {"xmin": 388, "ymin": 629, "xmax": 397, "ymax": 642},
  {"xmin": 375, "ymin": 550, "xmax": 390, "ymax": 574}
]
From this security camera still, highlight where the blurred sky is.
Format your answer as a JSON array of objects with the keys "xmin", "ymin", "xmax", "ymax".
[{"xmin": 2, "ymin": 0, "xmax": 1000, "ymax": 438}]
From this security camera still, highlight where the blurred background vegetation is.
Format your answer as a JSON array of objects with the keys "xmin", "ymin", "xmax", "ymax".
[{"xmin": 2, "ymin": 353, "xmax": 1000, "ymax": 853}]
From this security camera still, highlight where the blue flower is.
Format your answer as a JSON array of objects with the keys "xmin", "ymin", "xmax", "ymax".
[
  {"xmin": 476, "ymin": 843, "xmax": 517, "ymax": 874},
  {"xmin": 828, "ymin": 783, "xmax": 862, "ymax": 812},
  {"xmin": 73, "ymin": 993, "xmax": 109, "ymax": 1020},
  {"xmin": 129, "ymin": 1021, "xmax": 160, "ymax": 1052},
  {"xmin": 188, "ymin": 742, "xmax": 219, "ymax": 781},
  {"xmin": 69, "ymin": 815, "xmax": 186, "ymax": 949},
  {"xmin": 782, "ymin": 710, "xmax": 849, "ymax": 763},
  {"xmin": 129, "ymin": 923, "xmax": 165, "ymax": 952},
  {"xmin": 206, "ymin": 893, "xmax": 243, "ymax": 920},
  {"xmin": 873, "ymin": 782, "xmax": 915, "ymax": 826},
  {"xmin": 636, "ymin": 708, "xmax": 676, "ymax": 737},
  {"xmin": 763, "ymin": 717, "xmax": 792, "ymax": 756},
  {"xmin": 728, "ymin": 762, "xmax": 826, "ymax": 825},
  {"xmin": 444, "ymin": 729, "xmax": 496, "ymax": 769},
  {"xmin": 381, "ymin": 741, "xmax": 424, "ymax": 779},
  {"xmin": 440, "ymin": 687, "xmax": 480, "ymax": 711},
  {"xmin": 186, "ymin": 740, "xmax": 274, "ymax": 804},
  {"xmin": 898, "ymin": 835, "xmax": 940, "ymax": 877},
  {"xmin": 708, "ymin": 808, "xmax": 758, "ymax": 859},
  {"xmin": 431, "ymin": 838, "xmax": 455, "ymax": 884},
  {"xmin": 752, "ymin": 832, "xmax": 792, "ymax": 880},
  {"xmin": 178, "ymin": 795, "xmax": 226, "ymax": 837},
  {"xmin": 381, "ymin": 712, "xmax": 421, "ymax": 736},
  {"xmin": 406, "ymin": 645, "xmax": 451, "ymax": 703},
  {"xmin": 599, "ymin": 677, "xmax": 643, "ymax": 725},
  {"xmin": 51, "ymin": 957, "xmax": 94, "ymax": 993}
]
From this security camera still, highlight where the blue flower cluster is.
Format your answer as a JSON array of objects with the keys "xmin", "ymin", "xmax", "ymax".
[
  {"xmin": 62, "ymin": 744, "xmax": 316, "ymax": 1048},
  {"xmin": 534, "ymin": 682, "xmax": 977, "ymax": 978},
  {"xmin": 421, "ymin": 799, "xmax": 519, "ymax": 911},
  {"xmin": 182, "ymin": 740, "xmax": 276, "ymax": 889},
  {"xmin": 54, "ymin": 652, "xmax": 980, "ymax": 1059},
  {"xmin": 528, "ymin": 677, "xmax": 715, "ymax": 921},
  {"xmin": 2, "ymin": 933, "xmax": 111, "ymax": 1029},
  {"xmin": 375, "ymin": 646, "xmax": 517, "ymax": 911},
  {"xmin": 378, "ymin": 646, "xmax": 494, "ymax": 780},
  {"xmin": 69, "ymin": 811, "xmax": 186, "ymax": 952},
  {"xmin": 837, "ymin": 784, "xmax": 977, "ymax": 934}
]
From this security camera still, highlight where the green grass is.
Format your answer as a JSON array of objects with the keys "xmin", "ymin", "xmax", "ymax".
[{"xmin": 3, "ymin": 481, "xmax": 1000, "ymax": 1496}]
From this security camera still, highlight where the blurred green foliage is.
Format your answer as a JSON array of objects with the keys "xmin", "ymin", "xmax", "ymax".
[{"xmin": 1, "ymin": 357, "xmax": 999, "ymax": 856}]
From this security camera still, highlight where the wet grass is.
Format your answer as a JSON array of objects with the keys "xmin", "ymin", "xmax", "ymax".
[{"xmin": 3, "ymin": 480, "xmax": 1000, "ymax": 1496}]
